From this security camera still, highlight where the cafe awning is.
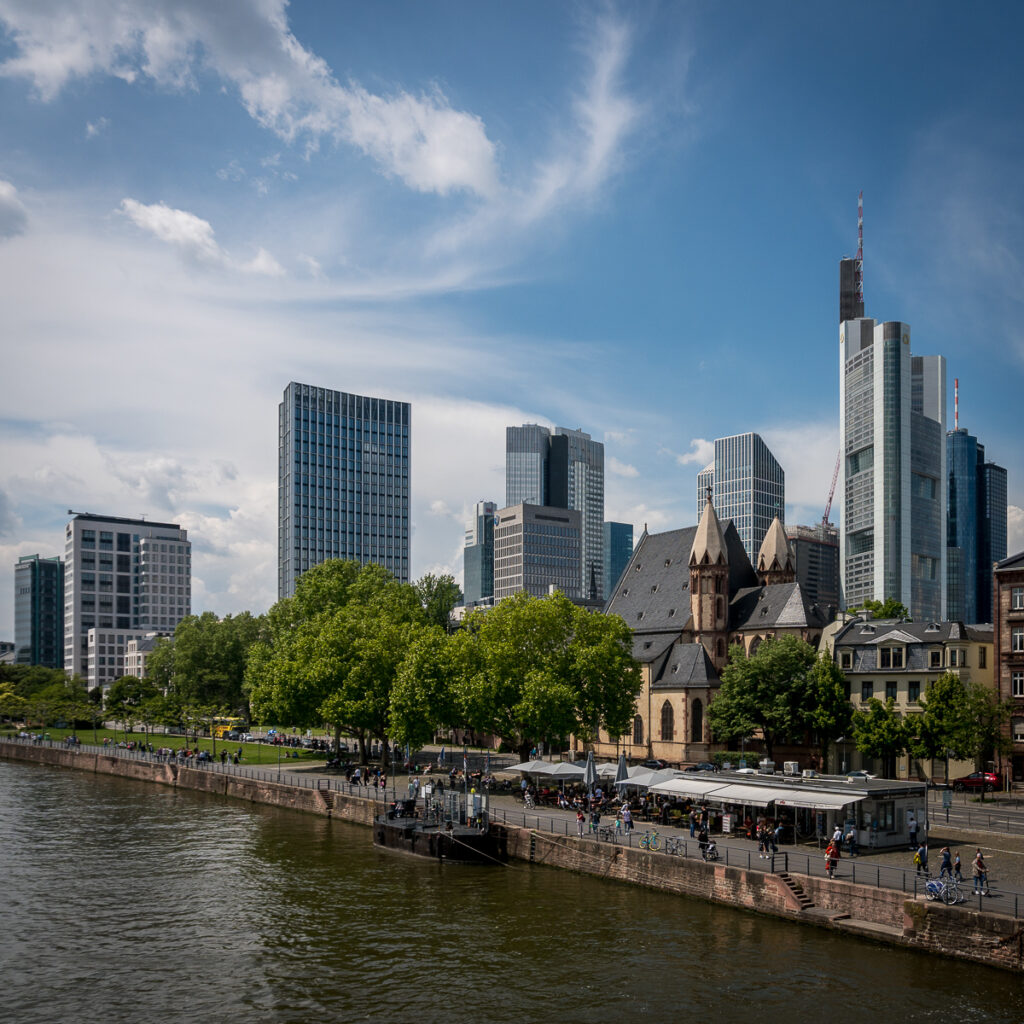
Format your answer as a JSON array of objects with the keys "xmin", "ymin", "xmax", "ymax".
[
  {"xmin": 774, "ymin": 791, "xmax": 866, "ymax": 811},
  {"xmin": 710, "ymin": 783, "xmax": 779, "ymax": 806},
  {"xmin": 649, "ymin": 778, "xmax": 729, "ymax": 799}
]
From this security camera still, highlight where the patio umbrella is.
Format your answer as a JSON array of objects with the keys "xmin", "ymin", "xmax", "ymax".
[
  {"xmin": 506, "ymin": 759, "xmax": 553, "ymax": 773},
  {"xmin": 584, "ymin": 751, "xmax": 597, "ymax": 792},
  {"xmin": 616, "ymin": 768, "xmax": 684, "ymax": 790},
  {"xmin": 545, "ymin": 762, "xmax": 585, "ymax": 778},
  {"xmin": 614, "ymin": 752, "xmax": 629, "ymax": 787}
]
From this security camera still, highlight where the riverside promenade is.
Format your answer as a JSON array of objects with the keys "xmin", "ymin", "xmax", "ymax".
[{"xmin": 5, "ymin": 735, "xmax": 1024, "ymax": 972}]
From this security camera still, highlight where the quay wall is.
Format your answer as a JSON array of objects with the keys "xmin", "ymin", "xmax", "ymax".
[{"xmin": 4, "ymin": 740, "xmax": 1021, "ymax": 972}]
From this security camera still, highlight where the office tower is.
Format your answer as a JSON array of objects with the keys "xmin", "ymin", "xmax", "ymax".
[
  {"xmin": 14, "ymin": 554, "xmax": 64, "ymax": 668},
  {"xmin": 64, "ymin": 513, "xmax": 191, "ymax": 688},
  {"xmin": 505, "ymin": 424, "xmax": 604, "ymax": 599},
  {"xmin": 839, "ymin": 194, "xmax": 865, "ymax": 323},
  {"xmin": 603, "ymin": 522, "xmax": 633, "ymax": 599},
  {"xmin": 279, "ymin": 382, "xmax": 411, "ymax": 598},
  {"xmin": 785, "ymin": 523, "xmax": 840, "ymax": 610},
  {"xmin": 695, "ymin": 433, "xmax": 785, "ymax": 567},
  {"xmin": 463, "ymin": 501, "xmax": 497, "ymax": 607},
  {"xmin": 493, "ymin": 503, "xmax": 581, "ymax": 601},
  {"xmin": 838, "ymin": 319, "xmax": 946, "ymax": 620},
  {"xmin": 979, "ymin": 461, "xmax": 1008, "ymax": 621}
]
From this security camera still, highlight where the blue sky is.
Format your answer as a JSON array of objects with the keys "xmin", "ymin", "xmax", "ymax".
[{"xmin": 1, "ymin": 0, "xmax": 1022, "ymax": 633}]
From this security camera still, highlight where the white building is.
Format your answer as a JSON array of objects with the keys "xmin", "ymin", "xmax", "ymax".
[
  {"xmin": 493, "ymin": 503, "xmax": 581, "ymax": 601},
  {"xmin": 838, "ymin": 319, "xmax": 946, "ymax": 620},
  {"xmin": 64, "ymin": 513, "xmax": 191, "ymax": 690}
]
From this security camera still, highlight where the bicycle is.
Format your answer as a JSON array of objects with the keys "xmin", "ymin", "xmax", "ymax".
[
  {"xmin": 925, "ymin": 875, "xmax": 966, "ymax": 905},
  {"xmin": 638, "ymin": 829, "xmax": 661, "ymax": 852},
  {"xmin": 663, "ymin": 836, "xmax": 684, "ymax": 856}
]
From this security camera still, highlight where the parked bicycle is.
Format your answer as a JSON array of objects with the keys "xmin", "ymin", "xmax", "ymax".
[
  {"xmin": 663, "ymin": 836, "xmax": 684, "ymax": 856},
  {"xmin": 925, "ymin": 875, "xmax": 966, "ymax": 905},
  {"xmin": 638, "ymin": 829, "xmax": 661, "ymax": 851}
]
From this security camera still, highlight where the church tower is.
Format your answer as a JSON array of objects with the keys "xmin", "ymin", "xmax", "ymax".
[
  {"xmin": 757, "ymin": 516, "xmax": 796, "ymax": 587},
  {"xmin": 689, "ymin": 488, "xmax": 730, "ymax": 670}
]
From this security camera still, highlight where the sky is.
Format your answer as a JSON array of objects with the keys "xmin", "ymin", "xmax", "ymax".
[{"xmin": 2, "ymin": 0, "xmax": 1023, "ymax": 634}]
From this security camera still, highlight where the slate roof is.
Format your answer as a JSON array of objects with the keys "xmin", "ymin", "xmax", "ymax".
[
  {"xmin": 756, "ymin": 517, "xmax": 794, "ymax": 574},
  {"xmin": 729, "ymin": 582, "xmax": 829, "ymax": 633},
  {"xmin": 996, "ymin": 551, "xmax": 1024, "ymax": 570},
  {"xmin": 690, "ymin": 496, "xmax": 727, "ymax": 565},
  {"xmin": 604, "ymin": 521, "xmax": 757, "ymax": 632},
  {"xmin": 651, "ymin": 642, "xmax": 719, "ymax": 689},
  {"xmin": 832, "ymin": 617, "xmax": 992, "ymax": 673}
]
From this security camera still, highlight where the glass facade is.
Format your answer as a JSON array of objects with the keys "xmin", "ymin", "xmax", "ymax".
[
  {"xmin": 505, "ymin": 424, "xmax": 604, "ymax": 599},
  {"xmin": 603, "ymin": 521, "xmax": 633, "ymax": 598},
  {"xmin": 14, "ymin": 554, "xmax": 64, "ymax": 668},
  {"xmin": 463, "ymin": 500, "xmax": 496, "ymax": 607},
  {"xmin": 980, "ymin": 462, "xmax": 1008, "ymax": 622},
  {"xmin": 278, "ymin": 382, "xmax": 411, "ymax": 598},
  {"xmin": 493, "ymin": 504, "xmax": 581, "ymax": 601},
  {"xmin": 695, "ymin": 433, "xmax": 784, "ymax": 567}
]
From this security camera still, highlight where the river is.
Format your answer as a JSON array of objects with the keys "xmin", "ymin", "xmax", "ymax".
[{"xmin": 2, "ymin": 759, "xmax": 1021, "ymax": 1023}]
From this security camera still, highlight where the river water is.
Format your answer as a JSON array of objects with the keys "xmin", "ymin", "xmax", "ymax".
[{"xmin": 2, "ymin": 759, "xmax": 1022, "ymax": 1023}]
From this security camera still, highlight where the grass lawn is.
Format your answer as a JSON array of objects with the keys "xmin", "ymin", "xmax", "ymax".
[{"xmin": 0, "ymin": 726, "xmax": 331, "ymax": 766}]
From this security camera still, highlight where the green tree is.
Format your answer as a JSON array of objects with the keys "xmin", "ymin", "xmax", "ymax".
[
  {"xmin": 414, "ymin": 573, "xmax": 462, "ymax": 632},
  {"xmin": 390, "ymin": 627, "xmax": 461, "ymax": 751},
  {"xmin": 808, "ymin": 653, "xmax": 853, "ymax": 772},
  {"xmin": 850, "ymin": 598, "xmax": 911, "ymax": 621},
  {"xmin": 911, "ymin": 672, "xmax": 975, "ymax": 782},
  {"xmin": 851, "ymin": 697, "xmax": 910, "ymax": 778},
  {"xmin": 105, "ymin": 676, "xmax": 160, "ymax": 740},
  {"xmin": 455, "ymin": 591, "xmax": 640, "ymax": 760},
  {"xmin": 707, "ymin": 635, "xmax": 818, "ymax": 760}
]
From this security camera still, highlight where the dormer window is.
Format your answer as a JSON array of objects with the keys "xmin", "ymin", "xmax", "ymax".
[
  {"xmin": 879, "ymin": 646, "xmax": 904, "ymax": 669},
  {"xmin": 664, "ymin": 558, "xmax": 671, "ymax": 567},
  {"xmin": 651, "ymin": 584, "xmax": 659, "ymax": 593},
  {"xmin": 841, "ymin": 651, "xmax": 852, "ymax": 669},
  {"xmin": 929, "ymin": 650, "xmax": 941, "ymax": 668},
  {"xmin": 860, "ymin": 625, "xmax": 875, "ymax": 635},
  {"xmin": 668, "ymin": 608, "xmax": 676, "ymax": 617}
]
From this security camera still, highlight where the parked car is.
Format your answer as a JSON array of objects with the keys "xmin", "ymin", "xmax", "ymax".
[
  {"xmin": 952, "ymin": 771, "xmax": 999, "ymax": 792},
  {"xmin": 683, "ymin": 762, "xmax": 716, "ymax": 773},
  {"xmin": 641, "ymin": 759, "xmax": 668, "ymax": 770},
  {"xmin": 845, "ymin": 770, "xmax": 877, "ymax": 780}
]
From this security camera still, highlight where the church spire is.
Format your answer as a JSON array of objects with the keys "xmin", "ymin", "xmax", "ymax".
[{"xmin": 689, "ymin": 485, "xmax": 728, "ymax": 566}]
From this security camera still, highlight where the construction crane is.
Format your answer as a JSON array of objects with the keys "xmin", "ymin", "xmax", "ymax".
[{"xmin": 823, "ymin": 451, "xmax": 840, "ymax": 526}]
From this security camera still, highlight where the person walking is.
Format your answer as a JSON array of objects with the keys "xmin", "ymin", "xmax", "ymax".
[
  {"xmin": 845, "ymin": 826, "xmax": 858, "ymax": 858},
  {"xmin": 972, "ymin": 849, "xmax": 990, "ymax": 896},
  {"xmin": 938, "ymin": 846, "xmax": 952, "ymax": 879},
  {"xmin": 576, "ymin": 809, "xmax": 586, "ymax": 838},
  {"xmin": 908, "ymin": 812, "xmax": 918, "ymax": 850},
  {"xmin": 914, "ymin": 842, "xmax": 928, "ymax": 877},
  {"xmin": 825, "ymin": 841, "xmax": 840, "ymax": 879},
  {"xmin": 953, "ymin": 850, "xmax": 963, "ymax": 882},
  {"xmin": 689, "ymin": 807, "xmax": 697, "ymax": 838},
  {"xmin": 622, "ymin": 803, "xmax": 633, "ymax": 834}
]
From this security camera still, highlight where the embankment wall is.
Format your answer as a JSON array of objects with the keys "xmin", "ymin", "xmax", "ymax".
[{"xmin": 4, "ymin": 740, "xmax": 1021, "ymax": 972}]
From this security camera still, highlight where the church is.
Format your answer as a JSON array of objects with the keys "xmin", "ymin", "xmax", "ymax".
[{"xmin": 593, "ymin": 491, "xmax": 833, "ymax": 765}]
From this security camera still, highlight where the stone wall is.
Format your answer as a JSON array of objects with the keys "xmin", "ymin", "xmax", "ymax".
[{"xmin": 4, "ymin": 740, "xmax": 1021, "ymax": 972}]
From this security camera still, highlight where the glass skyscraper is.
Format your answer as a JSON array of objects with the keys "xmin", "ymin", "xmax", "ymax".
[
  {"xmin": 505, "ymin": 424, "xmax": 604, "ymax": 599},
  {"xmin": 696, "ymin": 433, "xmax": 784, "ymax": 567},
  {"xmin": 839, "ymin": 319, "xmax": 946, "ymax": 620},
  {"xmin": 603, "ymin": 521, "xmax": 633, "ymax": 599},
  {"xmin": 14, "ymin": 554, "xmax": 64, "ymax": 668},
  {"xmin": 463, "ymin": 500, "xmax": 496, "ymax": 607},
  {"xmin": 947, "ymin": 428, "xmax": 1007, "ymax": 623},
  {"xmin": 278, "ymin": 382, "xmax": 410, "ymax": 599}
]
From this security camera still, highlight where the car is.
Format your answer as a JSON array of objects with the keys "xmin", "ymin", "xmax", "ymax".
[
  {"xmin": 952, "ymin": 771, "xmax": 999, "ymax": 793},
  {"xmin": 641, "ymin": 759, "xmax": 668, "ymax": 770},
  {"xmin": 734, "ymin": 767, "xmax": 756, "ymax": 775},
  {"xmin": 845, "ymin": 770, "xmax": 877, "ymax": 780},
  {"xmin": 683, "ymin": 762, "xmax": 716, "ymax": 773}
]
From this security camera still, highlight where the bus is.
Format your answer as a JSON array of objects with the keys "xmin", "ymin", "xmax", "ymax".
[{"xmin": 211, "ymin": 717, "xmax": 245, "ymax": 739}]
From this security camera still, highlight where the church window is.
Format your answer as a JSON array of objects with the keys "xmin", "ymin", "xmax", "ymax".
[
  {"xmin": 660, "ymin": 701, "xmax": 674, "ymax": 741},
  {"xmin": 633, "ymin": 715, "xmax": 644, "ymax": 745},
  {"xmin": 690, "ymin": 699, "xmax": 703, "ymax": 743}
]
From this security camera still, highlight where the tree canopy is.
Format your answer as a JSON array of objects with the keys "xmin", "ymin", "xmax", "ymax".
[
  {"xmin": 851, "ymin": 697, "xmax": 910, "ymax": 778},
  {"xmin": 849, "ymin": 598, "xmax": 911, "ymax": 621},
  {"xmin": 707, "ymin": 635, "xmax": 818, "ymax": 759}
]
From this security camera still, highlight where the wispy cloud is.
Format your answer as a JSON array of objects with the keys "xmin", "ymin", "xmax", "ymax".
[
  {"xmin": 669, "ymin": 438, "xmax": 714, "ymax": 467},
  {"xmin": 85, "ymin": 115, "xmax": 109, "ymax": 138},
  {"xmin": 608, "ymin": 455, "xmax": 639, "ymax": 478},
  {"xmin": 0, "ymin": 179, "xmax": 28, "ymax": 239}
]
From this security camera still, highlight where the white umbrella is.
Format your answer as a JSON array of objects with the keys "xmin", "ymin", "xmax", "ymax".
[
  {"xmin": 507, "ymin": 759, "xmax": 553, "ymax": 774},
  {"xmin": 616, "ymin": 768, "xmax": 684, "ymax": 790},
  {"xmin": 545, "ymin": 762, "xmax": 585, "ymax": 778}
]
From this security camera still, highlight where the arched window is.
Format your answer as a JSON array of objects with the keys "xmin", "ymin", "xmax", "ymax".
[
  {"xmin": 660, "ymin": 701, "xmax": 674, "ymax": 741},
  {"xmin": 716, "ymin": 596, "xmax": 724, "ymax": 619},
  {"xmin": 690, "ymin": 699, "xmax": 703, "ymax": 744},
  {"xmin": 716, "ymin": 638, "xmax": 725, "ymax": 659},
  {"xmin": 633, "ymin": 715, "xmax": 644, "ymax": 745}
]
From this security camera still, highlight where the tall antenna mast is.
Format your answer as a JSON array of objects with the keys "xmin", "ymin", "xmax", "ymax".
[
  {"xmin": 855, "ymin": 191, "xmax": 864, "ymax": 309},
  {"xmin": 954, "ymin": 377, "xmax": 959, "ymax": 431}
]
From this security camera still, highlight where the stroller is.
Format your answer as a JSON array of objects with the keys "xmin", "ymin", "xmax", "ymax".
[{"xmin": 705, "ymin": 839, "xmax": 720, "ymax": 861}]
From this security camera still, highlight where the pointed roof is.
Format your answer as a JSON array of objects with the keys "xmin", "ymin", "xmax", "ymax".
[
  {"xmin": 757, "ymin": 517, "xmax": 794, "ymax": 574},
  {"xmin": 689, "ymin": 490, "xmax": 728, "ymax": 566}
]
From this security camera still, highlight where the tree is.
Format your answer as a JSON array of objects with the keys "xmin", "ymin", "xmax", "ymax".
[
  {"xmin": 454, "ymin": 591, "xmax": 640, "ymax": 760},
  {"xmin": 707, "ymin": 635, "xmax": 817, "ymax": 760},
  {"xmin": 808, "ymin": 653, "xmax": 853, "ymax": 773},
  {"xmin": 390, "ymin": 627, "xmax": 461, "ymax": 751},
  {"xmin": 105, "ymin": 676, "xmax": 160, "ymax": 740},
  {"xmin": 965, "ymin": 682, "xmax": 1013, "ymax": 802},
  {"xmin": 849, "ymin": 598, "xmax": 911, "ymax": 621},
  {"xmin": 851, "ymin": 697, "xmax": 910, "ymax": 778},
  {"xmin": 414, "ymin": 573, "xmax": 462, "ymax": 632},
  {"xmin": 912, "ymin": 672, "xmax": 976, "ymax": 782}
]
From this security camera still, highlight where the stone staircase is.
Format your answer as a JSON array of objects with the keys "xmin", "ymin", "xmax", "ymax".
[{"xmin": 778, "ymin": 871, "xmax": 815, "ymax": 911}]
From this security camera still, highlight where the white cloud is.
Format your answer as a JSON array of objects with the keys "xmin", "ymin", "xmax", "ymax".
[
  {"xmin": 85, "ymin": 115, "xmax": 109, "ymax": 138},
  {"xmin": 760, "ymin": 421, "xmax": 839, "ymax": 526},
  {"xmin": 119, "ymin": 198, "xmax": 284, "ymax": 275},
  {"xmin": 1008, "ymin": 505, "xmax": 1024, "ymax": 557},
  {"xmin": 0, "ymin": 0, "xmax": 500, "ymax": 197},
  {"xmin": 672, "ymin": 438, "xmax": 714, "ymax": 467},
  {"xmin": 607, "ymin": 455, "xmax": 639, "ymax": 478},
  {"xmin": 0, "ymin": 179, "xmax": 28, "ymax": 239}
]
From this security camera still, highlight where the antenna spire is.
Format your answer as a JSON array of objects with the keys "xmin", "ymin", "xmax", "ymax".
[{"xmin": 954, "ymin": 377, "xmax": 959, "ymax": 431}]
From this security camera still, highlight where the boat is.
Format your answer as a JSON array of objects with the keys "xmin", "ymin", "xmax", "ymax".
[{"xmin": 373, "ymin": 790, "xmax": 507, "ymax": 864}]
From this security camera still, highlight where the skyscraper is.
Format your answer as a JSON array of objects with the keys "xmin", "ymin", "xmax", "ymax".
[
  {"xmin": 278, "ymin": 382, "xmax": 411, "ymax": 598},
  {"xmin": 505, "ymin": 424, "xmax": 604, "ymax": 599},
  {"xmin": 785, "ymin": 523, "xmax": 840, "ymax": 611},
  {"xmin": 838, "ymin": 319, "xmax": 946, "ymax": 620},
  {"xmin": 839, "ymin": 258, "xmax": 864, "ymax": 324},
  {"xmin": 14, "ymin": 554, "xmax": 64, "ymax": 668},
  {"xmin": 463, "ymin": 500, "xmax": 496, "ymax": 607},
  {"xmin": 493, "ymin": 503, "xmax": 581, "ymax": 601},
  {"xmin": 64, "ymin": 513, "xmax": 191, "ymax": 688},
  {"xmin": 947, "ymin": 426, "xmax": 1007, "ymax": 623},
  {"xmin": 603, "ymin": 521, "xmax": 633, "ymax": 599},
  {"xmin": 695, "ymin": 433, "xmax": 785, "ymax": 567}
]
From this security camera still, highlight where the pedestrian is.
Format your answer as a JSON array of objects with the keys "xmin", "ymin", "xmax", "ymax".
[
  {"xmin": 590, "ymin": 807, "xmax": 600, "ymax": 834},
  {"xmin": 698, "ymin": 825, "xmax": 710, "ymax": 861},
  {"xmin": 689, "ymin": 808, "xmax": 697, "ymax": 838},
  {"xmin": 576, "ymin": 809, "xmax": 586, "ymax": 838},
  {"xmin": 774, "ymin": 821, "xmax": 784, "ymax": 851},
  {"xmin": 825, "ymin": 841, "xmax": 840, "ymax": 879},
  {"xmin": 622, "ymin": 803, "xmax": 633, "ymax": 834},
  {"xmin": 914, "ymin": 842, "xmax": 928, "ymax": 877},
  {"xmin": 972, "ymin": 849, "xmax": 990, "ymax": 896},
  {"xmin": 953, "ymin": 850, "xmax": 962, "ymax": 882},
  {"xmin": 845, "ymin": 827, "xmax": 858, "ymax": 858},
  {"xmin": 938, "ymin": 846, "xmax": 952, "ymax": 879},
  {"xmin": 832, "ymin": 824, "xmax": 843, "ymax": 848},
  {"xmin": 908, "ymin": 812, "xmax": 918, "ymax": 850}
]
